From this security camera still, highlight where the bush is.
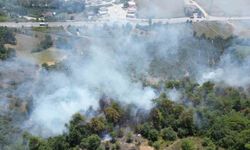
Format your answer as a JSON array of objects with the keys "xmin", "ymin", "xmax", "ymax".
[
  {"xmin": 152, "ymin": 141, "xmax": 161, "ymax": 150},
  {"xmin": 181, "ymin": 139, "xmax": 195, "ymax": 150},
  {"xmin": 0, "ymin": 47, "xmax": 16, "ymax": 60},
  {"xmin": 148, "ymin": 129, "xmax": 159, "ymax": 142},
  {"xmin": 177, "ymin": 128, "xmax": 189, "ymax": 138},
  {"xmin": 47, "ymin": 135, "xmax": 69, "ymax": 150},
  {"xmin": 161, "ymin": 127, "xmax": 177, "ymax": 141},
  {"xmin": 126, "ymin": 132, "xmax": 133, "ymax": 143},
  {"xmin": 245, "ymin": 143, "xmax": 250, "ymax": 150},
  {"xmin": 111, "ymin": 141, "xmax": 121, "ymax": 150},
  {"xmin": 80, "ymin": 134, "xmax": 101, "ymax": 150},
  {"xmin": 201, "ymin": 137, "xmax": 216, "ymax": 150}
]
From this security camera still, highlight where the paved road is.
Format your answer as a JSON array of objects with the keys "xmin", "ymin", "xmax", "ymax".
[
  {"xmin": 0, "ymin": 16, "xmax": 249, "ymax": 28},
  {"xmin": 189, "ymin": 0, "xmax": 209, "ymax": 18},
  {"xmin": 0, "ymin": 18, "xmax": 183, "ymax": 28},
  {"xmin": 1, "ymin": 0, "xmax": 250, "ymax": 29}
]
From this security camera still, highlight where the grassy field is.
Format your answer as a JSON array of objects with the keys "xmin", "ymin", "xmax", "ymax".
[
  {"xmin": 136, "ymin": 0, "xmax": 185, "ymax": 19},
  {"xmin": 0, "ymin": 15, "xmax": 8, "ymax": 22},
  {"xmin": 193, "ymin": 21, "xmax": 234, "ymax": 39},
  {"xmin": 167, "ymin": 137, "xmax": 202, "ymax": 150},
  {"xmin": 5, "ymin": 33, "xmax": 67, "ymax": 65},
  {"xmin": 196, "ymin": 0, "xmax": 250, "ymax": 17},
  {"xmin": 32, "ymin": 27, "xmax": 65, "ymax": 33}
]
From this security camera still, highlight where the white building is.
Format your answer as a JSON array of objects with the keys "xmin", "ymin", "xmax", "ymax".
[{"xmin": 128, "ymin": 1, "xmax": 136, "ymax": 7}]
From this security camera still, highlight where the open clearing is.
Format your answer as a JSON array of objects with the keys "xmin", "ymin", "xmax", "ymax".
[
  {"xmin": 193, "ymin": 21, "xmax": 234, "ymax": 39},
  {"xmin": 136, "ymin": 0, "xmax": 185, "ymax": 19},
  {"xmin": 5, "ymin": 34, "xmax": 66, "ymax": 65},
  {"xmin": 196, "ymin": 0, "xmax": 250, "ymax": 17}
]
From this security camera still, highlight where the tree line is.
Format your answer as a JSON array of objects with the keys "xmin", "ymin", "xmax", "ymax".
[{"xmin": 25, "ymin": 78, "xmax": 250, "ymax": 150}]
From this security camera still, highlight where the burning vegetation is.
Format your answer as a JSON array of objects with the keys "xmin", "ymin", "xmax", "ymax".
[{"xmin": 0, "ymin": 5, "xmax": 250, "ymax": 150}]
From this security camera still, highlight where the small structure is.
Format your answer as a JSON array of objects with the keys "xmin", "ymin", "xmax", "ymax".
[
  {"xmin": 85, "ymin": 0, "xmax": 112, "ymax": 8},
  {"xmin": 128, "ymin": 1, "xmax": 136, "ymax": 8},
  {"xmin": 39, "ymin": 22, "xmax": 49, "ymax": 27},
  {"xmin": 127, "ymin": 7, "xmax": 136, "ymax": 14},
  {"xmin": 42, "ymin": 12, "xmax": 54, "ymax": 18},
  {"xmin": 126, "ymin": 13, "xmax": 136, "ymax": 18},
  {"xmin": 126, "ymin": 0, "xmax": 137, "ymax": 18},
  {"xmin": 98, "ymin": 7, "xmax": 108, "ymax": 16}
]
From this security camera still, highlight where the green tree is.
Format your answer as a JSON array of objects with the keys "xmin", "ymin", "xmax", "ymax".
[
  {"xmin": 209, "ymin": 112, "xmax": 250, "ymax": 150},
  {"xmin": 178, "ymin": 110, "xmax": 196, "ymax": 136},
  {"xmin": 87, "ymin": 117, "xmax": 106, "ymax": 135},
  {"xmin": 80, "ymin": 134, "xmax": 101, "ymax": 150},
  {"xmin": 150, "ymin": 108, "xmax": 163, "ymax": 129},
  {"xmin": 148, "ymin": 129, "xmax": 159, "ymax": 142},
  {"xmin": 66, "ymin": 113, "xmax": 88, "ymax": 147},
  {"xmin": 104, "ymin": 102, "xmax": 124, "ymax": 125},
  {"xmin": 28, "ymin": 136, "xmax": 51, "ymax": 150},
  {"xmin": 47, "ymin": 135, "xmax": 69, "ymax": 150}
]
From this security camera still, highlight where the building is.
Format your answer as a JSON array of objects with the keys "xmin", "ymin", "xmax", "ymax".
[
  {"xmin": 98, "ymin": 7, "xmax": 108, "ymax": 16},
  {"xmin": 126, "ymin": 0, "xmax": 137, "ymax": 18},
  {"xmin": 128, "ymin": 1, "xmax": 136, "ymax": 8},
  {"xmin": 85, "ymin": 0, "xmax": 112, "ymax": 8}
]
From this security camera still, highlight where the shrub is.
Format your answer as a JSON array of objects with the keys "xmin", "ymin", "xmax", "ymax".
[
  {"xmin": 152, "ymin": 141, "xmax": 161, "ymax": 150},
  {"xmin": 161, "ymin": 127, "xmax": 177, "ymax": 141},
  {"xmin": 181, "ymin": 139, "xmax": 195, "ymax": 150},
  {"xmin": 80, "ymin": 134, "xmax": 101, "ymax": 150},
  {"xmin": 126, "ymin": 132, "xmax": 133, "ymax": 143},
  {"xmin": 148, "ymin": 129, "xmax": 159, "ymax": 142}
]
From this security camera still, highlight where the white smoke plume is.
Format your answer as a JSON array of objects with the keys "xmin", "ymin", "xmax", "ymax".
[
  {"xmin": 20, "ymin": 23, "xmax": 250, "ymax": 136},
  {"xmin": 196, "ymin": 0, "xmax": 250, "ymax": 17},
  {"xmin": 25, "ymin": 35, "xmax": 158, "ymax": 136},
  {"xmin": 200, "ymin": 53, "xmax": 250, "ymax": 87},
  {"xmin": 1, "ymin": 19, "xmax": 250, "ymax": 138}
]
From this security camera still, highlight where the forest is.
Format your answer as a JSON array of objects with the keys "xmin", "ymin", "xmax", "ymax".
[
  {"xmin": 0, "ymin": 22, "xmax": 250, "ymax": 150},
  {"xmin": 23, "ymin": 79, "xmax": 250, "ymax": 150}
]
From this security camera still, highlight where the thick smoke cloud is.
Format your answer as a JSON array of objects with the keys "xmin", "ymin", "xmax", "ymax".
[
  {"xmin": 25, "ymin": 36, "xmax": 158, "ymax": 136},
  {"xmin": 196, "ymin": 0, "xmax": 250, "ymax": 16},
  {"xmin": 0, "ymin": 59, "xmax": 36, "ymax": 116},
  {"xmin": 200, "ymin": 53, "xmax": 250, "ymax": 87},
  {"xmin": 137, "ymin": 0, "xmax": 185, "ymax": 18},
  {"xmin": 22, "ymin": 24, "xmax": 193, "ymax": 136},
  {"xmin": 19, "ymin": 23, "xmax": 250, "ymax": 136},
  {"xmin": 0, "ymin": 22, "xmax": 247, "ymax": 138}
]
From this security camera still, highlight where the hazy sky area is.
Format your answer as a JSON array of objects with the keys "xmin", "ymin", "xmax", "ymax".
[
  {"xmin": 137, "ymin": 0, "xmax": 185, "ymax": 18},
  {"xmin": 196, "ymin": 0, "xmax": 250, "ymax": 16},
  {"xmin": 137, "ymin": 0, "xmax": 250, "ymax": 18}
]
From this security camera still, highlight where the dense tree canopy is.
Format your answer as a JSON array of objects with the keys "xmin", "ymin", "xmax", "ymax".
[{"xmin": 20, "ymin": 80, "xmax": 250, "ymax": 150}]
